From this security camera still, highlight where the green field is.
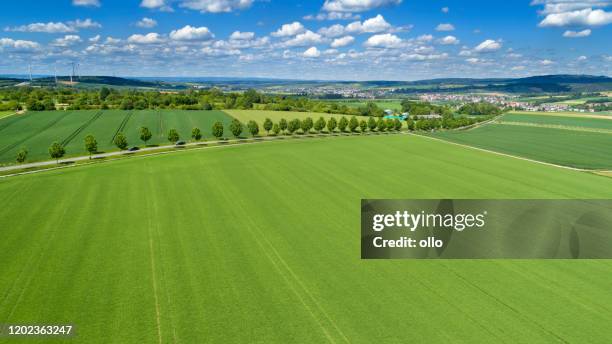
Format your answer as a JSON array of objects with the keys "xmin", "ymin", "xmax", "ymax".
[
  {"xmin": 0, "ymin": 111, "xmax": 15, "ymax": 120},
  {"xmin": 431, "ymin": 122, "xmax": 612, "ymax": 169},
  {"xmin": 501, "ymin": 113, "xmax": 612, "ymax": 131},
  {"xmin": 2, "ymin": 134, "xmax": 612, "ymax": 343},
  {"xmin": 0, "ymin": 110, "xmax": 235, "ymax": 165}
]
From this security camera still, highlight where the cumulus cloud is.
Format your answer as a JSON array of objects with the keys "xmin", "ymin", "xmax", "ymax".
[
  {"xmin": 331, "ymin": 35, "xmax": 355, "ymax": 48},
  {"xmin": 563, "ymin": 29, "xmax": 592, "ymax": 37},
  {"xmin": 539, "ymin": 8, "xmax": 612, "ymax": 27},
  {"xmin": 230, "ymin": 31, "xmax": 255, "ymax": 40},
  {"xmin": 577, "ymin": 55, "xmax": 588, "ymax": 61},
  {"xmin": 179, "ymin": 0, "xmax": 253, "ymax": 13},
  {"xmin": 346, "ymin": 15, "xmax": 392, "ymax": 33},
  {"xmin": 318, "ymin": 24, "xmax": 346, "ymax": 37},
  {"xmin": 474, "ymin": 39, "xmax": 502, "ymax": 52},
  {"xmin": 73, "ymin": 0, "xmax": 100, "ymax": 7},
  {"xmin": 0, "ymin": 38, "xmax": 40, "ymax": 52},
  {"xmin": 401, "ymin": 52, "xmax": 448, "ymax": 61},
  {"xmin": 303, "ymin": 46, "xmax": 321, "ymax": 58},
  {"xmin": 89, "ymin": 35, "xmax": 101, "ymax": 43},
  {"xmin": 170, "ymin": 25, "xmax": 214, "ymax": 41},
  {"xmin": 323, "ymin": 0, "xmax": 402, "ymax": 12},
  {"xmin": 363, "ymin": 33, "xmax": 403, "ymax": 48},
  {"xmin": 435, "ymin": 23, "xmax": 455, "ymax": 31},
  {"xmin": 438, "ymin": 35, "xmax": 459, "ymax": 45},
  {"xmin": 5, "ymin": 19, "xmax": 101, "ymax": 33},
  {"xmin": 441, "ymin": 6, "xmax": 449, "ymax": 13},
  {"xmin": 417, "ymin": 34, "xmax": 433, "ymax": 42},
  {"xmin": 137, "ymin": 17, "xmax": 158, "ymax": 28},
  {"xmin": 140, "ymin": 0, "xmax": 172, "ymax": 10},
  {"xmin": 128, "ymin": 32, "xmax": 164, "ymax": 44},
  {"xmin": 200, "ymin": 46, "xmax": 240, "ymax": 56},
  {"xmin": 52, "ymin": 35, "xmax": 82, "ymax": 47},
  {"xmin": 272, "ymin": 22, "xmax": 305, "ymax": 37},
  {"xmin": 540, "ymin": 59, "xmax": 554, "ymax": 65},
  {"xmin": 282, "ymin": 30, "xmax": 324, "ymax": 47},
  {"xmin": 304, "ymin": 12, "xmax": 360, "ymax": 21}
]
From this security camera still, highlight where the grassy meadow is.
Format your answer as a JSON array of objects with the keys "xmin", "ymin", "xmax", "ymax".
[{"xmin": 2, "ymin": 134, "xmax": 612, "ymax": 343}]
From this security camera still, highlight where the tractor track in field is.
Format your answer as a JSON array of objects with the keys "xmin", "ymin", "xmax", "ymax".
[
  {"xmin": 0, "ymin": 111, "xmax": 72, "ymax": 157},
  {"xmin": 110, "ymin": 111, "xmax": 133, "ymax": 143},
  {"xmin": 157, "ymin": 110, "xmax": 164, "ymax": 138},
  {"xmin": 61, "ymin": 111, "xmax": 104, "ymax": 147},
  {"xmin": 0, "ymin": 114, "xmax": 28, "ymax": 133}
]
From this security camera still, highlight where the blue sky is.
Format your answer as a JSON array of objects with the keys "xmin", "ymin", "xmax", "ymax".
[{"xmin": 0, "ymin": 0, "xmax": 611, "ymax": 80}]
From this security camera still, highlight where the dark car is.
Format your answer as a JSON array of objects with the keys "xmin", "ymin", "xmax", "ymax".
[{"xmin": 128, "ymin": 146, "xmax": 139, "ymax": 152}]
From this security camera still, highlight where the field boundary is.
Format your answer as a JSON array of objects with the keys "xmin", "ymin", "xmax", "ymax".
[
  {"xmin": 0, "ymin": 132, "xmax": 402, "ymax": 178},
  {"xmin": 495, "ymin": 121, "xmax": 612, "ymax": 135},
  {"xmin": 410, "ymin": 133, "xmax": 591, "ymax": 172}
]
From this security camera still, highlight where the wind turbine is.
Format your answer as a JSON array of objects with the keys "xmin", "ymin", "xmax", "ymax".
[{"xmin": 28, "ymin": 63, "xmax": 33, "ymax": 83}]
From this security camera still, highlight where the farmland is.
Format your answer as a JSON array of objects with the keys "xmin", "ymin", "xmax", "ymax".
[
  {"xmin": 0, "ymin": 111, "xmax": 15, "ymax": 120},
  {"xmin": 323, "ymin": 99, "xmax": 403, "ymax": 111},
  {"xmin": 431, "ymin": 113, "xmax": 612, "ymax": 169},
  {"xmin": 2, "ymin": 134, "xmax": 612, "ymax": 343},
  {"xmin": 0, "ymin": 110, "xmax": 235, "ymax": 164}
]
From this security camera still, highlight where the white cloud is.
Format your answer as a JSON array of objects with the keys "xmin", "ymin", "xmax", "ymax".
[
  {"xmin": 474, "ymin": 39, "xmax": 502, "ymax": 52},
  {"xmin": 230, "ymin": 31, "xmax": 255, "ymax": 40},
  {"xmin": 140, "ymin": 0, "xmax": 173, "ymax": 11},
  {"xmin": 303, "ymin": 46, "xmax": 321, "ymax": 58},
  {"xmin": 511, "ymin": 65, "xmax": 525, "ymax": 71},
  {"xmin": 540, "ymin": 59, "xmax": 554, "ymax": 65},
  {"xmin": 105, "ymin": 36, "xmax": 121, "ymax": 44},
  {"xmin": 438, "ymin": 35, "xmax": 459, "ymax": 45},
  {"xmin": 318, "ymin": 24, "xmax": 346, "ymax": 37},
  {"xmin": 0, "ymin": 38, "xmax": 40, "ymax": 52},
  {"xmin": 401, "ymin": 52, "xmax": 448, "ymax": 61},
  {"xmin": 577, "ymin": 55, "xmax": 588, "ymax": 61},
  {"xmin": 200, "ymin": 46, "xmax": 240, "ymax": 56},
  {"xmin": 441, "ymin": 7, "xmax": 449, "ymax": 13},
  {"xmin": 417, "ymin": 34, "xmax": 433, "ymax": 42},
  {"xmin": 137, "ymin": 17, "xmax": 158, "ymax": 28},
  {"xmin": 331, "ymin": 35, "xmax": 355, "ymax": 48},
  {"xmin": 466, "ymin": 57, "xmax": 481, "ymax": 64},
  {"xmin": 89, "ymin": 35, "xmax": 101, "ymax": 43},
  {"xmin": 531, "ymin": 0, "xmax": 610, "ymax": 15},
  {"xmin": 539, "ymin": 8, "xmax": 612, "ymax": 27},
  {"xmin": 73, "ymin": 0, "xmax": 100, "ymax": 7},
  {"xmin": 283, "ymin": 30, "xmax": 324, "ymax": 47},
  {"xmin": 71, "ymin": 19, "xmax": 101, "ymax": 29},
  {"xmin": 563, "ymin": 29, "xmax": 592, "ymax": 37},
  {"xmin": 363, "ymin": 33, "xmax": 403, "ymax": 48},
  {"xmin": 435, "ymin": 23, "xmax": 455, "ymax": 31},
  {"xmin": 179, "ymin": 0, "xmax": 254, "ymax": 13},
  {"xmin": 170, "ymin": 25, "xmax": 214, "ymax": 41},
  {"xmin": 52, "ymin": 35, "xmax": 82, "ymax": 47},
  {"xmin": 346, "ymin": 15, "xmax": 392, "ymax": 33},
  {"xmin": 128, "ymin": 32, "xmax": 164, "ymax": 44},
  {"xmin": 323, "ymin": 0, "xmax": 402, "ymax": 12},
  {"xmin": 304, "ymin": 12, "xmax": 360, "ymax": 21},
  {"xmin": 5, "ymin": 22, "xmax": 74, "ymax": 33},
  {"xmin": 272, "ymin": 22, "xmax": 305, "ymax": 37}
]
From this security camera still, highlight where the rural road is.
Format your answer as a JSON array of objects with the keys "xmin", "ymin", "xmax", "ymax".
[{"xmin": 0, "ymin": 132, "xmax": 396, "ymax": 175}]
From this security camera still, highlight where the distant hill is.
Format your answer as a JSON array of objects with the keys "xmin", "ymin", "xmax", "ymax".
[{"xmin": 34, "ymin": 76, "xmax": 163, "ymax": 88}]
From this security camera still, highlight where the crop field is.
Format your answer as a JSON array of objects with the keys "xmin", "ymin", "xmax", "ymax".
[
  {"xmin": 500, "ymin": 113, "xmax": 612, "ymax": 131},
  {"xmin": 0, "ymin": 110, "xmax": 235, "ymax": 165},
  {"xmin": 225, "ymin": 109, "xmax": 361, "ymax": 122},
  {"xmin": 2, "ymin": 134, "xmax": 612, "ymax": 343},
  {"xmin": 0, "ymin": 111, "xmax": 15, "ymax": 120},
  {"xmin": 431, "ymin": 122, "xmax": 612, "ymax": 169}
]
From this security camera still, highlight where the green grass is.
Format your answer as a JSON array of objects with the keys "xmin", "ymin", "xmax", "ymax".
[
  {"xmin": 432, "ymin": 123, "xmax": 612, "ymax": 169},
  {"xmin": 501, "ymin": 113, "xmax": 612, "ymax": 130},
  {"xmin": 0, "ymin": 111, "xmax": 16, "ymax": 119},
  {"xmin": 0, "ymin": 110, "xmax": 235, "ymax": 164},
  {"xmin": 2, "ymin": 134, "xmax": 612, "ymax": 343}
]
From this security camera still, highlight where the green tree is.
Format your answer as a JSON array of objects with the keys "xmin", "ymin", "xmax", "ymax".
[
  {"xmin": 301, "ymin": 117, "xmax": 313, "ymax": 134},
  {"xmin": 48, "ymin": 142, "xmax": 65, "ymax": 163},
  {"xmin": 247, "ymin": 120, "xmax": 259, "ymax": 136},
  {"xmin": 168, "ymin": 129, "xmax": 180, "ymax": 143},
  {"xmin": 272, "ymin": 123, "xmax": 280, "ymax": 135},
  {"xmin": 140, "ymin": 127, "xmax": 152, "ymax": 146},
  {"xmin": 263, "ymin": 118, "xmax": 273, "ymax": 135},
  {"xmin": 279, "ymin": 118, "xmax": 288, "ymax": 133},
  {"xmin": 314, "ymin": 117, "xmax": 326, "ymax": 133},
  {"xmin": 16, "ymin": 148, "xmax": 28, "ymax": 164},
  {"xmin": 376, "ymin": 118, "xmax": 386, "ymax": 132},
  {"xmin": 386, "ymin": 119, "xmax": 395, "ymax": 131},
  {"xmin": 368, "ymin": 117, "xmax": 377, "ymax": 131},
  {"xmin": 230, "ymin": 119, "xmax": 243, "ymax": 138},
  {"xmin": 114, "ymin": 132, "xmax": 128, "ymax": 150},
  {"xmin": 84, "ymin": 134, "xmax": 97, "ymax": 158},
  {"xmin": 327, "ymin": 117, "xmax": 337, "ymax": 133},
  {"xmin": 359, "ymin": 120, "xmax": 368, "ymax": 133},
  {"xmin": 192, "ymin": 127, "xmax": 202, "ymax": 141},
  {"xmin": 212, "ymin": 121, "xmax": 224, "ymax": 139},
  {"xmin": 393, "ymin": 118, "xmax": 402, "ymax": 131},
  {"xmin": 338, "ymin": 117, "xmax": 349, "ymax": 132},
  {"xmin": 348, "ymin": 116, "xmax": 359, "ymax": 132},
  {"xmin": 100, "ymin": 87, "xmax": 110, "ymax": 101},
  {"xmin": 287, "ymin": 118, "xmax": 301, "ymax": 134}
]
